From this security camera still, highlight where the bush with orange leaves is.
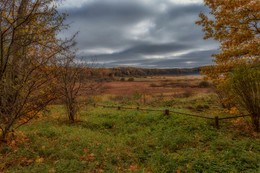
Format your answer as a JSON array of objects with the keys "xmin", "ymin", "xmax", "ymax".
[
  {"xmin": 0, "ymin": 0, "xmax": 75, "ymax": 142},
  {"xmin": 225, "ymin": 65, "xmax": 259, "ymax": 132},
  {"xmin": 196, "ymin": 0, "xmax": 259, "ymax": 131}
]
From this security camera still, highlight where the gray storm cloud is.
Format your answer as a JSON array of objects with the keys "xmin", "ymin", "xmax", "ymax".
[{"xmin": 60, "ymin": 0, "xmax": 219, "ymax": 68}]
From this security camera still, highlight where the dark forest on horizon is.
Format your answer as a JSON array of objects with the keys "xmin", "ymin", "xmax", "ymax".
[{"xmin": 86, "ymin": 67, "xmax": 202, "ymax": 77}]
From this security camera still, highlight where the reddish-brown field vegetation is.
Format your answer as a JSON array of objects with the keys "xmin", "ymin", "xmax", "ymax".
[{"xmin": 101, "ymin": 76, "xmax": 211, "ymax": 96}]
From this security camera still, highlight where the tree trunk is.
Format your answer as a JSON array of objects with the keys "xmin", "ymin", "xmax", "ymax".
[
  {"xmin": 251, "ymin": 115, "xmax": 259, "ymax": 132},
  {"xmin": 69, "ymin": 112, "xmax": 75, "ymax": 122},
  {"xmin": 68, "ymin": 104, "xmax": 75, "ymax": 122},
  {"xmin": 0, "ymin": 127, "xmax": 8, "ymax": 143}
]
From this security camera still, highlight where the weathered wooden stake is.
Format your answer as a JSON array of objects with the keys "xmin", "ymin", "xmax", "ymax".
[
  {"xmin": 94, "ymin": 103, "xmax": 96, "ymax": 107},
  {"xmin": 143, "ymin": 94, "xmax": 146, "ymax": 105},
  {"xmin": 137, "ymin": 107, "xmax": 139, "ymax": 110},
  {"xmin": 165, "ymin": 109, "xmax": 170, "ymax": 115},
  {"xmin": 118, "ymin": 106, "xmax": 121, "ymax": 110},
  {"xmin": 215, "ymin": 116, "xmax": 219, "ymax": 129}
]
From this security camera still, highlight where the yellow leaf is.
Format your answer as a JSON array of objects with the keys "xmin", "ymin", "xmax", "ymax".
[
  {"xmin": 48, "ymin": 168, "xmax": 55, "ymax": 173},
  {"xmin": 36, "ymin": 158, "xmax": 44, "ymax": 163}
]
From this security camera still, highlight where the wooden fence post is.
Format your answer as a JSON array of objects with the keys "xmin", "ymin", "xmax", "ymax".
[
  {"xmin": 165, "ymin": 109, "xmax": 170, "ymax": 116},
  {"xmin": 94, "ymin": 103, "xmax": 96, "ymax": 107},
  {"xmin": 137, "ymin": 107, "xmax": 139, "ymax": 110},
  {"xmin": 215, "ymin": 116, "xmax": 219, "ymax": 129},
  {"xmin": 143, "ymin": 94, "xmax": 146, "ymax": 105},
  {"xmin": 118, "ymin": 106, "xmax": 121, "ymax": 110}
]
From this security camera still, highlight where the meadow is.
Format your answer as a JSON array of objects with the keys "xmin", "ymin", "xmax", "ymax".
[{"xmin": 1, "ymin": 76, "xmax": 259, "ymax": 172}]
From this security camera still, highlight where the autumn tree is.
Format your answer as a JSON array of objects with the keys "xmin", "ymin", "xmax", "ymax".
[
  {"xmin": 57, "ymin": 56, "xmax": 104, "ymax": 122},
  {"xmin": 196, "ymin": 0, "xmax": 259, "ymax": 131},
  {"xmin": 0, "ymin": 0, "xmax": 74, "ymax": 141},
  {"xmin": 57, "ymin": 55, "xmax": 84, "ymax": 122}
]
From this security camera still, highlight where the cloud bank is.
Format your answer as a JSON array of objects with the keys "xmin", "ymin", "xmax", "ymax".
[{"xmin": 60, "ymin": 0, "xmax": 219, "ymax": 68}]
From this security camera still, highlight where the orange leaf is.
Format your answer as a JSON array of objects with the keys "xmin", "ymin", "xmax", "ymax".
[{"xmin": 36, "ymin": 158, "xmax": 44, "ymax": 163}]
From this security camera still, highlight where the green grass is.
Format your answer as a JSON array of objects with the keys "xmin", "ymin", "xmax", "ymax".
[
  {"xmin": 1, "ymin": 105, "xmax": 259, "ymax": 172},
  {"xmin": 97, "ymin": 92, "xmax": 230, "ymax": 119}
]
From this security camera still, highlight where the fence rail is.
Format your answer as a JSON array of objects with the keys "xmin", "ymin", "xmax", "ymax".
[
  {"xmin": 218, "ymin": 115, "xmax": 250, "ymax": 120},
  {"xmin": 93, "ymin": 104, "xmax": 250, "ymax": 129}
]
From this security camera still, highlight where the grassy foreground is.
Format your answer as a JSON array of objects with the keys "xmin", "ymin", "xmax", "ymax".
[{"xmin": 1, "ymin": 105, "xmax": 260, "ymax": 172}]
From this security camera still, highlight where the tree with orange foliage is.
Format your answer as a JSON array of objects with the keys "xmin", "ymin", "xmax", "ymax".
[
  {"xmin": 196, "ymin": 0, "xmax": 259, "ymax": 131},
  {"xmin": 0, "ymin": 0, "xmax": 75, "ymax": 141}
]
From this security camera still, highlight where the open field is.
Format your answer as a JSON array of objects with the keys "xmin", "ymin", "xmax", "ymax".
[
  {"xmin": 1, "ymin": 76, "xmax": 260, "ymax": 172},
  {"xmin": 101, "ymin": 76, "xmax": 211, "ymax": 96}
]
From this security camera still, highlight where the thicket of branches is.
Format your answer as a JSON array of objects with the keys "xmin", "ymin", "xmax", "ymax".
[
  {"xmin": 227, "ymin": 65, "xmax": 260, "ymax": 132},
  {"xmin": 57, "ymin": 57, "xmax": 104, "ymax": 122},
  {"xmin": 0, "ymin": 0, "xmax": 75, "ymax": 141}
]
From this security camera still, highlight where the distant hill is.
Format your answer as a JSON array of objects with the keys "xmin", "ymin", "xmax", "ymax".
[
  {"xmin": 81, "ymin": 67, "xmax": 203, "ymax": 79},
  {"xmin": 109, "ymin": 67, "xmax": 201, "ymax": 77}
]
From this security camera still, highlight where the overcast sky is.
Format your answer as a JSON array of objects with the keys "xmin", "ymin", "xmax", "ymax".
[{"xmin": 59, "ymin": 0, "xmax": 219, "ymax": 68}]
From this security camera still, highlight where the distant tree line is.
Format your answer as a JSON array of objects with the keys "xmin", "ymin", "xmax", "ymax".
[
  {"xmin": 80, "ymin": 67, "xmax": 201, "ymax": 78},
  {"xmin": 111, "ymin": 67, "xmax": 201, "ymax": 77}
]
